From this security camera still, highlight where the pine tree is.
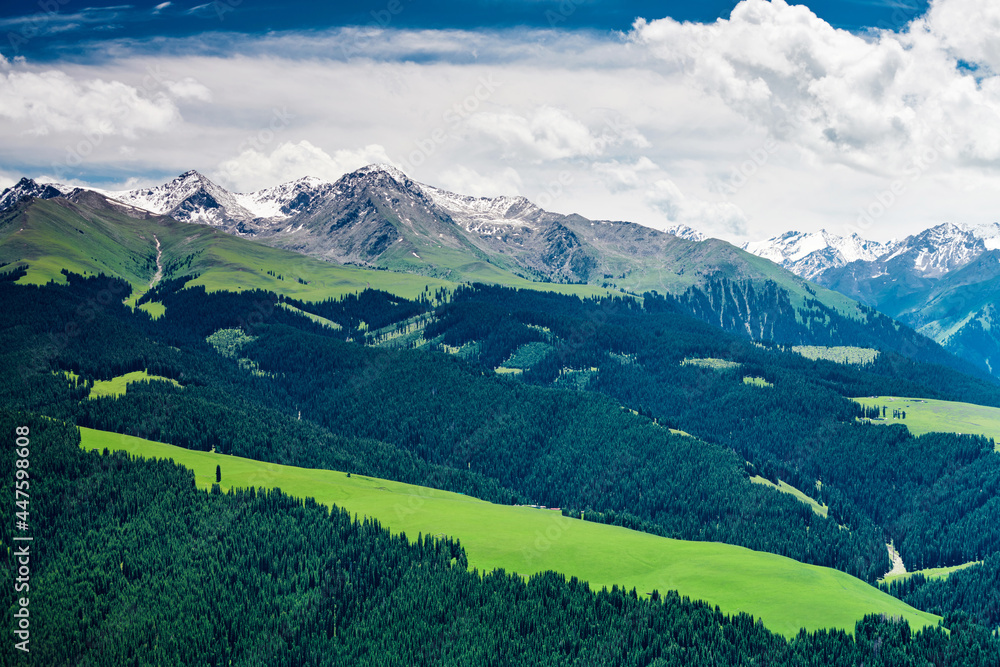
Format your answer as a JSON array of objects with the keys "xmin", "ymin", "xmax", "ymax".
[{"xmin": 216, "ymin": 464, "xmax": 222, "ymax": 483}]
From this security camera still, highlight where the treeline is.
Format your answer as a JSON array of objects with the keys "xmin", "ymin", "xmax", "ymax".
[
  {"xmin": 4, "ymin": 410, "xmax": 1000, "ymax": 666},
  {"xmin": 880, "ymin": 555, "xmax": 1000, "ymax": 630},
  {"xmin": 238, "ymin": 325, "xmax": 889, "ymax": 581},
  {"xmin": 0, "ymin": 276, "xmax": 889, "ymax": 580},
  {"xmin": 430, "ymin": 284, "xmax": 1000, "ymax": 572},
  {"xmin": 662, "ymin": 278, "xmax": 995, "ymax": 383}
]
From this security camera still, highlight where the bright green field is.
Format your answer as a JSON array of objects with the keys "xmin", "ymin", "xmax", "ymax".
[
  {"xmin": 882, "ymin": 560, "xmax": 982, "ymax": 585},
  {"xmin": 88, "ymin": 370, "xmax": 182, "ymax": 399},
  {"xmin": 852, "ymin": 396, "xmax": 1000, "ymax": 451},
  {"xmin": 79, "ymin": 428, "xmax": 940, "ymax": 638},
  {"xmin": 750, "ymin": 476, "xmax": 828, "ymax": 518}
]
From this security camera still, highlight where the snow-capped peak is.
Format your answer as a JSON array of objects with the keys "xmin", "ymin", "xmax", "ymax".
[
  {"xmin": 422, "ymin": 184, "xmax": 547, "ymax": 233},
  {"xmin": 0, "ymin": 177, "xmax": 68, "ymax": 212},
  {"xmin": 882, "ymin": 222, "xmax": 986, "ymax": 277},
  {"xmin": 354, "ymin": 163, "xmax": 410, "ymax": 183},
  {"xmin": 233, "ymin": 176, "xmax": 335, "ymax": 220},
  {"xmin": 102, "ymin": 171, "xmax": 257, "ymax": 227},
  {"xmin": 967, "ymin": 222, "xmax": 1000, "ymax": 250},
  {"xmin": 665, "ymin": 223, "xmax": 705, "ymax": 242},
  {"xmin": 742, "ymin": 229, "xmax": 894, "ymax": 280}
]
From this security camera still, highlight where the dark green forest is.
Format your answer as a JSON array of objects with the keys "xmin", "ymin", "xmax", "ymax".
[
  {"xmin": 4, "ymin": 411, "xmax": 1000, "ymax": 666},
  {"xmin": 4, "ymin": 272, "xmax": 1000, "ymax": 659}
]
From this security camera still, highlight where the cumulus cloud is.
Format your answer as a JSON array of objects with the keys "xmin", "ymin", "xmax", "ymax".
[
  {"xmin": 463, "ymin": 106, "xmax": 605, "ymax": 161},
  {"xmin": 647, "ymin": 178, "xmax": 749, "ymax": 236},
  {"xmin": 0, "ymin": 60, "xmax": 211, "ymax": 142},
  {"xmin": 213, "ymin": 140, "xmax": 394, "ymax": 191},
  {"xmin": 592, "ymin": 157, "xmax": 659, "ymax": 191},
  {"xmin": 436, "ymin": 165, "xmax": 523, "ymax": 197},
  {"xmin": 630, "ymin": 0, "xmax": 1000, "ymax": 175},
  {"xmin": 925, "ymin": 0, "xmax": 1000, "ymax": 74}
]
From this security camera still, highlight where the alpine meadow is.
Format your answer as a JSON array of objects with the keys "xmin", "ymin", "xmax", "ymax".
[{"xmin": 6, "ymin": 0, "xmax": 1000, "ymax": 665}]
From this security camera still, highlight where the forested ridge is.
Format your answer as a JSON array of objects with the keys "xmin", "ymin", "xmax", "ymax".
[
  {"xmin": 4, "ymin": 272, "xmax": 1000, "ymax": 649},
  {"xmin": 0, "ymin": 274, "xmax": 891, "ymax": 581},
  {"xmin": 4, "ymin": 411, "xmax": 1000, "ymax": 666}
]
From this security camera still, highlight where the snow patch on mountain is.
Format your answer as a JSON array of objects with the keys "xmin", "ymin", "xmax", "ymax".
[
  {"xmin": 881, "ymin": 223, "xmax": 985, "ymax": 277},
  {"xmin": 423, "ymin": 184, "xmax": 545, "ymax": 233},
  {"xmin": 968, "ymin": 222, "xmax": 1000, "ymax": 250},
  {"xmin": 233, "ymin": 176, "xmax": 335, "ymax": 220},
  {"xmin": 665, "ymin": 223, "xmax": 705, "ymax": 242},
  {"xmin": 0, "ymin": 178, "xmax": 70, "ymax": 212},
  {"xmin": 742, "ymin": 230, "xmax": 893, "ymax": 280}
]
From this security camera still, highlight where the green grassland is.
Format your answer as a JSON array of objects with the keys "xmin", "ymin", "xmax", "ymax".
[
  {"xmin": 681, "ymin": 357, "xmax": 741, "ymax": 371},
  {"xmin": 79, "ymin": 427, "xmax": 940, "ymax": 638},
  {"xmin": 852, "ymin": 396, "xmax": 1000, "ymax": 451},
  {"xmin": 88, "ymin": 370, "xmax": 182, "ymax": 398},
  {"xmin": 793, "ymin": 346, "xmax": 879, "ymax": 365},
  {"xmin": 750, "ymin": 476, "xmax": 828, "ymax": 518},
  {"xmin": 0, "ymin": 198, "xmax": 162, "ymax": 286},
  {"xmin": 881, "ymin": 560, "xmax": 982, "ymax": 585},
  {"xmin": 1, "ymin": 198, "xmax": 613, "ymax": 304}
]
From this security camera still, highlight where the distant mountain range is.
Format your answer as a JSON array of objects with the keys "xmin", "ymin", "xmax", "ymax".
[
  {"xmin": 744, "ymin": 224, "xmax": 1000, "ymax": 375},
  {"xmin": 2, "ymin": 166, "xmax": 993, "ymax": 378},
  {"xmin": 0, "ymin": 167, "xmax": 825, "ymax": 300}
]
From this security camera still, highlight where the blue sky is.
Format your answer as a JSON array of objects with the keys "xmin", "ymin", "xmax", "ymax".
[
  {"xmin": 0, "ymin": 0, "xmax": 929, "ymax": 61},
  {"xmin": 3, "ymin": 0, "xmax": 999, "ymax": 243}
]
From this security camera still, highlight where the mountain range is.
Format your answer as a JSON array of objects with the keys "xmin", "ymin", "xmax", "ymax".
[
  {"xmin": 743, "ymin": 224, "xmax": 1000, "ymax": 375},
  {"xmin": 1, "ymin": 166, "xmax": 994, "ymax": 378},
  {"xmin": 0, "ymin": 166, "xmax": 844, "ymax": 300}
]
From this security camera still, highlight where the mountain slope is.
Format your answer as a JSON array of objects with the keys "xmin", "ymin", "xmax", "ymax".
[
  {"xmin": 4, "ymin": 168, "xmax": 985, "ymax": 374},
  {"xmin": 0, "ymin": 193, "xmax": 614, "ymax": 303},
  {"xmin": 89, "ymin": 166, "xmax": 866, "ymax": 313},
  {"xmin": 745, "ymin": 223, "xmax": 1000, "ymax": 377}
]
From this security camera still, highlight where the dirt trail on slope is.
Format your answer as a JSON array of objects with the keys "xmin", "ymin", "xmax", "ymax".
[
  {"xmin": 150, "ymin": 235, "xmax": 164, "ymax": 288},
  {"xmin": 884, "ymin": 542, "xmax": 907, "ymax": 578}
]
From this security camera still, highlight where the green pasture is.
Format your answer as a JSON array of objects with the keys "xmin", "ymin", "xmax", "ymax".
[
  {"xmin": 852, "ymin": 396, "xmax": 1000, "ymax": 451},
  {"xmin": 80, "ymin": 428, "xmax": 940, "ymax": 638},
  {"xmin": 882, "ymin": 560, "xmax": 982, "ymax": 585},
  {"xmin": 88, "ymin": 370, "xmax": 182, "ymax": 399}
]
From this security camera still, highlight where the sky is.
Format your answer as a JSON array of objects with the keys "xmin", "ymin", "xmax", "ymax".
[{"xmin": 3, "ymin": 0, "xmax": 1000, "ymax": 244}]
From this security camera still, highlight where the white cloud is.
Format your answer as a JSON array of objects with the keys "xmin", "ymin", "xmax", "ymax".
[
  {"xmin": 0, "ymin": 61, "xmax": 209, "ymax": 141},
  {"xmin": 9, "ymin": 2, "xmax": 1000, "ymax": 243},
  {"xmin": 213, "ymin": 140, "xmax": 393, "ymax": 191},
  {"xmin": 630, "ymin": 0, "xmax": 1000, "ymax": 176},
  {"xmin": 436, "ymin": 165, "xmax": 523, "ymax": 197},
  {"xmin": 925, "ymin": 0, "xmax": 1000, "ymax": 74},
  {"xmin": 464, "ymin": 106, "xmax": 605, "ymax": 161},
  {"xmin": 648, "ymin": 178, "xmax": 749, "ymax": 237},
  {"xmin": 592, "ymin": 157, "xmax": 658, "ymax": 191}
]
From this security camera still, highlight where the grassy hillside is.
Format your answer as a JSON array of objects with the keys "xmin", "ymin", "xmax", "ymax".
[
  {"xmin": 852, "ymin": 396, "xmax": 1000, "ymax": 451},
  {"xmin": 882, "ymin": 560, "xmax": 982, "ymax": 585},
  {"xmin": 0, "ymin": 197, "xmax": 610, "ymax": 303},
  {"xmin": 88, "ymin": 370, "xmax": 182, "ymax": 398},
  {"xmin": 80, "ymin": 427, "xmax": 940, "ymax": 638},
  {"xmin": 750, "ymin": 476, "xmax": 828, "ymax": 518},
  {"xmin": 793, "ymin": 346, "xmax": 880, "ymax": 365}
]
